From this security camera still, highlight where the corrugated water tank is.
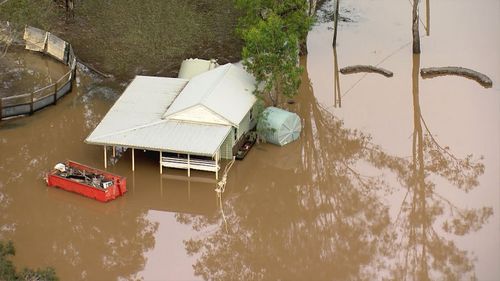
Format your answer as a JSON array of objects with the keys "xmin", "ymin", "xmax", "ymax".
[{"xmin": 257, "ymin": 106, "xmax": 301, "ymax": 146}]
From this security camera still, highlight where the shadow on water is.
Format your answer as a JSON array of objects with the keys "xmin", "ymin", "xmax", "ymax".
[
  {"xmin": 0, "ymin": 120, "xmax": 27, "ymax": 130},
  {"xmin": 176, "ymin": 56, "xmax": 492, "ymax": 281}
]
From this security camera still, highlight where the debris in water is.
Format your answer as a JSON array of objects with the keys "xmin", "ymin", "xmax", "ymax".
[
  {"xmin": 340, "ymin": 65, "xmax": 394, "ymax": 77},
  {"xmin": 420, "ymin": 66, "xmax": 493, "ymax": 88}
]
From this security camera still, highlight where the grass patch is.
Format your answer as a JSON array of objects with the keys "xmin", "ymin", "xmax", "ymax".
[
  {"xmin": 1, "ymin": 0, "xmax": 243, "ymax": 80},
  {"xmin": 0, "ymin": 0, "xmax": 61, "ymax": 30},
  {"xmin": 64, "ymin": 0, "xmax": 243, "ymax": 79}
]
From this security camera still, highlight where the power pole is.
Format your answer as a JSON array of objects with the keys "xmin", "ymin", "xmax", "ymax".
[
  {"xmin": 332, "ymin": 0, "xmax": 340, "ymax": 47},
  {"xmin": 412, "ymin": 0, "xmax": 421, "ymax": 53}
]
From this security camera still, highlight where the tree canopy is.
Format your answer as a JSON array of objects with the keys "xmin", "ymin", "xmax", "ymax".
[{"xmin": 236, "ymin": 0, "xmax": 313, "ymax": 107}]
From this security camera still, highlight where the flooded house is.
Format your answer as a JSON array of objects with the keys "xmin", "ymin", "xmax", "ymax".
[{"xmin": 85, "ymin": 63, "xmax": 257, "ymax": 179}]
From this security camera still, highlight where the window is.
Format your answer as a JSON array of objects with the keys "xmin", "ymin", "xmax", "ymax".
[{"xmin": 234, "ymin": 128, "xmax": 238, "ymax": 140}]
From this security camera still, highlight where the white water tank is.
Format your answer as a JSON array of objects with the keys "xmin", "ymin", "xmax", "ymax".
[{"xmin": 178, "ymin": 58, "xmax": 219, "ymax": 79}]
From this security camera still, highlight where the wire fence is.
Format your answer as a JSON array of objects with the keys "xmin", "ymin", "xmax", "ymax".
[{"xmin": 0, "ymin": 26, "xmax": 77, "ymax": 120}]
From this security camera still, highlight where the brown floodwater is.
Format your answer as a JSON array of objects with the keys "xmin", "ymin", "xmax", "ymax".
[
  {"xmin": 0, "ymin": 0, "xmax": 498, "ymax": 280},
  {"xmin": 0, "ymin": 49, "xmax": 68, "ymax": 98}
]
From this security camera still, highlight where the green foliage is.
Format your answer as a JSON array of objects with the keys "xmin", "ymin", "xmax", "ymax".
[
  {"xmin": 236, "ymin": 0, "xmax": 313, "ymax": 107},
  {"xmin": 235, "ymin": 0, "xmax": 313, "ymax": 43},
  {"xmin": 0, "ymin": 240, "xmax": 58, "ymax": 281},
  {"xmin": 241, "ymin": 13, "xmax": 302, "ymax": 106},
  {"xmin": 0, "ymin": 241, "xmax": 17, "ymax": 281}
]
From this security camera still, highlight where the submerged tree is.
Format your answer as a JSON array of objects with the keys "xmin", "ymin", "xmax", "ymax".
[{"xmin": 412, "ymin": 0, "xmax": 420, "ymax": 53}]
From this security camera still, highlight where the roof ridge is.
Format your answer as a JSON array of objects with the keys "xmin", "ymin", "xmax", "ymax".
[{"xmin": 200, "ymin": 63, "xmax": 232, "ymax": 105}]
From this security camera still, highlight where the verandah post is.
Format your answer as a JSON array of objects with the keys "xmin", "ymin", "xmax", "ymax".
[
  {"xmin": 132, "ymin": 148, "xmax": 135, "ymax": 171},
  {"xmin": 104, "ymin": 145, "xmax": 107, "ymax": 169},
  {"xmin": 215, "ymin": 150, "xmax": 219, "ymax": 180},
  {"xmin": 159, "ymin": 151, "xmax": 163, "ymax": 174}
]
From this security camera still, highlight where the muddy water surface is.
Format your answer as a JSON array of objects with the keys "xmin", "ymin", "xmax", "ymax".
[
  {"xmin": 0, "ymin": 49, "xmax": 68, "ymax": 98},
  {"xmin": 1, "ymin": 0, "xmax": 499, "ymax": 280}
]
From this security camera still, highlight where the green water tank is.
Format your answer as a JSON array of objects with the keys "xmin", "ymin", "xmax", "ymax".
[{"xmin": 258, "ymin": 107, "xmax": 301, "ymax": 146}]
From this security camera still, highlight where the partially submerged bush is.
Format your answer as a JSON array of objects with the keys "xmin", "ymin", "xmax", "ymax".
[{"xmin": 0, "ymin": 240, "xmax": 58, "ymax": 281}]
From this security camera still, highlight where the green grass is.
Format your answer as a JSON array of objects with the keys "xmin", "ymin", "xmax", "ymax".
[
  {"xmin": 0, "ymin": 0, "xmax": 60, "ymax": 30},
  {"xmin": 65, "ymin": 0, "xmax": 243, "ymax": 79},
  {"xmin": 1, "ymin": 0, "xmax": 243, "ymax": 80}
]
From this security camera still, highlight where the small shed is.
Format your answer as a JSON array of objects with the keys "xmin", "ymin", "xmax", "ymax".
[{"xmin": 258, "ymin": 107, "xmax": 301, "ymax": 146}]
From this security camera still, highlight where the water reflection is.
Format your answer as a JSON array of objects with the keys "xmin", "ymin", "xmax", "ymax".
[
  {"xmin": 178, "ymin": 58, "xmax": 397, "ymax": 280},
  {"xmin": 0, "ymin": 76, "xmax": 158, "ymax": 280},
  {"xmin": 382, "ymin": 54, "xmax": 492, "ymax": 280},
  {"xmin": 177, "ymin": 55, "xmax": 493, "ymax": 280}
]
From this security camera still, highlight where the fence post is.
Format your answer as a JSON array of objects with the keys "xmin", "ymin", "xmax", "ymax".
[
  {"xmin": 30, "ymin": 92, "xmax": 34, "ymax": 115},
  {"xmin": 53, "ymin": 83, "xmax": 58, "ymax": 105}
]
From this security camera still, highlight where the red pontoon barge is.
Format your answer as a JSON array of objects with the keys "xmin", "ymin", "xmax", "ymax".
[{"xmin": 46, "ymin": 160, "xmax": 127, "ymax": 202}]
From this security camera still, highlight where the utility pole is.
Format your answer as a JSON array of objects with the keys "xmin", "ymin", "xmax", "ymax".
[
  {"xmin": 425, "ymin": 0, "xmax": 430, "ymax": 36},
  {"xmin": 412, "ymin": 0, "xmax": 421, "ymax": 53},
  {"xmin": 333, "ymin": 47, "xmax": 341, "ymax": 107},
  {"xmin": 332, "ymin": 0, "xmax": 340, "ymax": 47}
]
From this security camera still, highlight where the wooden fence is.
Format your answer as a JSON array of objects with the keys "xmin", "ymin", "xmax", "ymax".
[{"xmin": 0, "ymin": 26, "xmax": 77, "ymax": 120}]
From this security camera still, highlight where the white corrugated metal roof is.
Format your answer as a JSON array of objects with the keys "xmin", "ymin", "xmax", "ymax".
[
  {"xmin": 87, "ymin": 120, "xmax": 231, "ymax": 156},
  {"xmin": 86, "ymin": 76, "xmax": 188, "ymax": 140},
  {"xmin": 85, "ymin": 75, "xmax": 233, "ymax": 156},
  {"xmin": 163, "ymin": 63, "xmax": 257, "ymax": 126}
]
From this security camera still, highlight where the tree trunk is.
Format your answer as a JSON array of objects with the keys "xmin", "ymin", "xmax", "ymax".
[
  {"xmin": 412, "ymin": 0, "xmax": 420, "ymax": 53},
  {"xmin": 65, "ymin": 0, "xmax": 75, "ymax": 21},
  {"xmin": 299, "ymin": 41, "xmax": 308, "ymax": 55}
]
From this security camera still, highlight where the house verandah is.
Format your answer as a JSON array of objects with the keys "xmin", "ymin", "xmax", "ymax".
[
  {"xmin": 102, "ymin": 145, "xmax": 223, "ymax": 179},
  {"xmin": 91, "ymin": 116, "xmax": 234, "ymax": 179}
]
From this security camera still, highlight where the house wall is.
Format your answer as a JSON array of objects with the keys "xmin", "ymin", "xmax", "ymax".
[
  {"xmin": 236, "ymin": 107, "xmax": 257, "ymax": 140},
  {"xmin": 220, "ymin": 107, "xmax": 256, "ymax": 160},
  {"xmin": 220, "ymin": 129, "xmax": 234, "ymax": 159}
]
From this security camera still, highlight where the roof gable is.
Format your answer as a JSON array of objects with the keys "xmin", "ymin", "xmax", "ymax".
[
  {"xmin": 163, "ymin": 63, "xmax": 257, "ymax": 125},
  {"xmin": 168, "ymin": 104, "xmax": 232, "ymax": 126}
]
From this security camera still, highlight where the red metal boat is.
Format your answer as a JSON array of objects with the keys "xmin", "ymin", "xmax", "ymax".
[{"xmin": 46, "ymin": 160, "xmax": 126, "ymax": 202}]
